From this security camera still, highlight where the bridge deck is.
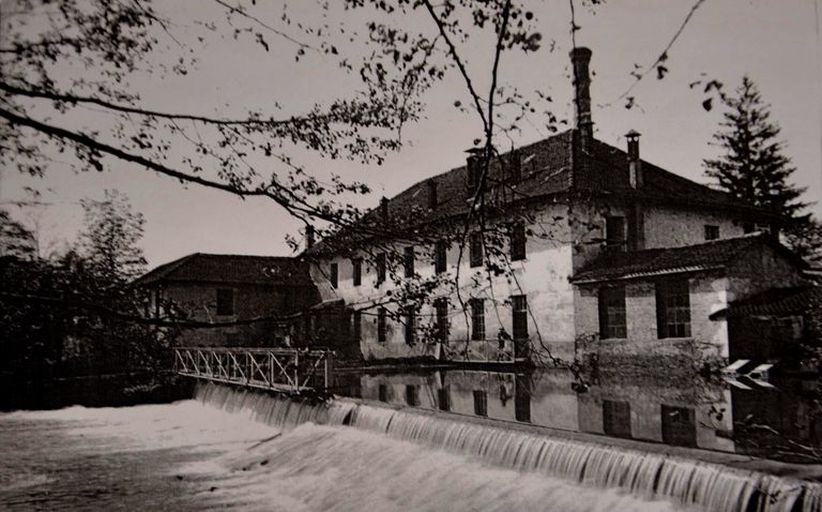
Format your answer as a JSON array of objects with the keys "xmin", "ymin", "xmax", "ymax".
[{"xmin": 174, "ymin": 347, "xmax": 334, "ymax": 393}]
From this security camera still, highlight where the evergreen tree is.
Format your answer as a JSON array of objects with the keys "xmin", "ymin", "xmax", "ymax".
[{"xmin": 703, "ymin": 76, "xmax": 809, "ymax": 224}]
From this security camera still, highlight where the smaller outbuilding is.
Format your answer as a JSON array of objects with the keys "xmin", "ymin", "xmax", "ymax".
[{"xmin": 134, "ymin": 253, "xmax": 318, "ymax": 347}]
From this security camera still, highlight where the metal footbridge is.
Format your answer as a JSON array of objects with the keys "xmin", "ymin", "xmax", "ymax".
[{"xmin": 173, "ymin": 347, "xmax": 334, "ymax": 393}]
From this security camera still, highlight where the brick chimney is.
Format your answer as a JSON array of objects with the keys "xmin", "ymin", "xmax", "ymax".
[
  {"xmin": 380, "ymin": 196, "xmax": 389, "ymax": 222},
  {"xmin": 466, "ymin": 148, "xmax": 483, "ymax": 196},
  {"xmin": 305, "ymin": 225, "xmax": 315, "ymax": 250},
  {"xmin": 570, "ymin": 47, "xmax": 593, "ymax": 141},
  {"xmin": 626, "ymin": 130, "xmax": 643, "ymax": 188}
]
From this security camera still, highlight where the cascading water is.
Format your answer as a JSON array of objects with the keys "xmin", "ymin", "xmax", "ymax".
[{"xmin": 195, "ymin": 382, "xmax": 822, "ymax": 512}]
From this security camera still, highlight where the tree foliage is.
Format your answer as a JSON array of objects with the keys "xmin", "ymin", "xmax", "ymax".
[
  {"xmin": 703, "ymin": 76, "xmax": 808, "ymax": 223},
  {"xmin": 78, "ymin": 189, "xmax": 147, "ymax": 284}
]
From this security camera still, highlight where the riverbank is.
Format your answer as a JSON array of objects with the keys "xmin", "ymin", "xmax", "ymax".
[{"xmin": 0, "ymin": 371, "xmax": 194, "ymax": 411}]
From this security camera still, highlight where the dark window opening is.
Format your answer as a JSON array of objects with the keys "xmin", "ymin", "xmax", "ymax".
[
  {"xmin": 352, "ymin": 310, "xmax": 362, "ymax": 342},
  {"xmin": 599, "ymin": 286, "xmax": 627, "ymax": 339},
  {"xmin": 435, "ymin": 299, "xmax": 449, "ymax": 343},
  {"xmin": 473, "ymin": 389, "xmax": 488, "ymax": 416},
  {"xmin": 435, "ymin": 240, "xmax": 448, "ymax": 274},
  {"xmin": 510, "ymin": 222, "xmax": 527, "ymax": 261},
  {"xmin": 329, "ymin": 262, "xmax": 338, "ymax": 289},
  {"xmin": 512, "ymin": 295, "xmax": 528, "ymax": 340},
  {"xmin": 376, "ymin": 253, "xmax": 386, "ymax": 285},
  {"xmin": 661, "ymin": 405, "xmax": 697, "ymax": 447},
  {"xmin": 515, "ymin": 376, "xmax": 531, "ymax": 423},
  {"xmin": 605, "ymin": 216, "xmax": 626, "ymax": 251},
  {"xmin": 404, "ymin": 246, "xmax": 415, "ymax": 278},
  {"xmin": 405, "ymin": 385, "xmax": 419, "ymax": 406},
  {"xmin": 216, "ymin": 288, "xmax": 234, "ymax": 316},
  {"xmin": 404, "ymin": 306, "xmax": 416, "ymax": 345},
  {"xmin": 470, "ymin": 232, "xmax": 483, "ymax": 268},
  {"xmin": 378, "ymin": 307, "xmax": 387, "ymax": 343},
  {"xmin": 378, "ymin": 384, "xmax": 388, "ymax": 402},
  {"xmin": 603, "ymin": 400, "xmax": 632, "ymax": 438},
  {"xmin": 656, "ymin": 279, "xmax": 691, "ymax": 338},
  {"xmin": 437, "ymin": 387, "xmax": 451, "ymax": 411},
  {"xmin": 352, "ymin": 258, "xmax": 362, "ymax": 286},
  {"xmin": 704, "ymin": 225, "xmax": 720, "ymax": 241},
  {"xmin": 470, "ymin": 299, "xmax": 485, "ymax": 341}
]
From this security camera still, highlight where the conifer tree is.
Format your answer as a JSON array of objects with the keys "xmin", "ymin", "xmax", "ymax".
[{"xmin": 703, "ymin": 76, "xmax": 809, "ymax": 224}]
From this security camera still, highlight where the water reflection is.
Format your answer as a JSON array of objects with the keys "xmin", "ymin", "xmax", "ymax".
[{"xmin": 339, "ymin": 368, "xmax": 821, "ymax": 463}]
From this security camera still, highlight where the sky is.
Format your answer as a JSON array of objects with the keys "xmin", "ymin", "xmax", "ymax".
[{"xmin": 1, "ymin": 0, "xmax": 821, "ymax": 267}]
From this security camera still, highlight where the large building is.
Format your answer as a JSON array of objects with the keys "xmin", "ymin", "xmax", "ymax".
[{"xmin": 302, "ymin": 47, "xmax": 808, "ymax": 365}]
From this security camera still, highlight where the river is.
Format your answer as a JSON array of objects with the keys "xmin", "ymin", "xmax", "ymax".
[{"xmin": 0, "ymin": 397, "xmax": 685, "ymax": 511}]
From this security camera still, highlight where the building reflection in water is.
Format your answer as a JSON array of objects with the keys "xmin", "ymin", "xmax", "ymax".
[{"xmin": 348, "ymin": 368, "xmax": 821, "ymax": 461}]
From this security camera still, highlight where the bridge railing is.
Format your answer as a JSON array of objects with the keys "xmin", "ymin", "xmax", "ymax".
[{"xmin": 173, "ymin": 346, "xmax": 334, "ymax": 393}]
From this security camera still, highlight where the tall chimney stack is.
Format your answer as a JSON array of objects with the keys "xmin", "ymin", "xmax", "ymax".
[
  {"xmin": 380, "ymin": 196, "xmax": 389, "ymax": 223},
  {"xmin": 305, "ymin": 225, "xmax": 315, "ymax": 250},
  {"xmin": 570, "ymin": 47, "xmax": 593, "ymax": 140},
  {"xmin": 626, "ymin": 130, "xmax": 643, "ymax": 188}
]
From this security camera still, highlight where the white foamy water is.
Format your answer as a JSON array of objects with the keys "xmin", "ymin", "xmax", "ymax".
[{"xmin": 0, "ymin": 397, "xmax": 687, "ymax": 511}]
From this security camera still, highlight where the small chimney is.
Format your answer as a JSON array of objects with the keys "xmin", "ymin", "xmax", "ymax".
[
  {"xmin": 570, "ymin": 47, "xmax": 593, "ymax": 141},
  {"xmin": 466, "ymin": 148, "xmax": 483, "ymax": 195},
  {"xmin": 427, "ymin": 179, "xmax": 438, "ymax": 209},
  {"xmin": 305, "ymin": 225, "xmax": 315, "ymax": 250},
  {"xmin": 626, "ymin": 130, "xmax": 643, "ymax": 188},
  {"xmin": 380, "ymin": 196, "xmax": 389, "ymax": 222}
]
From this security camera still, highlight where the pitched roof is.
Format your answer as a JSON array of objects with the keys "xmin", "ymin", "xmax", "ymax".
[
  {"xmin": 571, "ymin": 233, "xmax": 804, "ymax": 284},
  {"xmin": 306, "ymin": 130, "xmax": 771, "ymax": 256},
  {"xmin": 711, "ymin": 286, "xmax": 822, "ymax": 319},
  {"xmin": 134, "ymin": 253, "xmax": 313, "ymax": 286}
]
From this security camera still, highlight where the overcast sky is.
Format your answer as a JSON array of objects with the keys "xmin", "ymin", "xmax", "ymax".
[{"xmin": 2, "ymin": 0, "xmax": 821, "ymax": 267}]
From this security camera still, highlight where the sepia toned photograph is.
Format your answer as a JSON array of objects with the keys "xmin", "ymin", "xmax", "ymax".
[{"xmin": 1, "ymin": 1, "xmax": 821, "ymax": 510}]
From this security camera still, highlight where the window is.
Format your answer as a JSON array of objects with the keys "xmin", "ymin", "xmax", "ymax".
[
  {"xmin": 434, "ymin": 240, "xmax": 448, "ymax": 274},
  {"xmin": 435, "ymin": 299, "xmax": 449, "ymax": 343},
  {"xmin": 512, "ymin": 295, "xmax": 528, "ymax": 340},
  {"xmin": 405, "ymin": 385, "xmax": 419, "ymax": 406},
  {"xmin": 404, "ymin": 306, "xmax": 416, "ymax": 344},
  {"xmin": 603, "ymin": 400, "xmax": 632, "ymax": 438},
  {"xmin": 376, "ymin": 253, "xmax": 386, "ymax": 285},
  {"xmin": 404, "ymin": 246, "xmax": 415, "ymax": 278},
  {"xmin": 473, "ymin": 389, "xmax": 488, "ymax": 416},
  {"xmin": 216, "ymin": 288, "xmax": 234, "ymax": 316},
  {"xmin": 605, "ymin": 216, "xmax": 626, "ymax": 251},
  {"xmin": 378, "ymin": 384, "xmax": 388, "ymax": 402},
  {"xmin": 515, "ymin": 376, "xmax": 531, "ymax": 423},
  {"xmin": 427, "ymin": 180, "xmax": 438, "ymax": 209},
  {"xmin": 378, "ymin": 307, "xmax": 387, "ymax": 342},
  {"xmin": 352, "ymin": 258, "xmax": 362, "ymax": 286},
  {"xmin": 437, "ymin": 387, "xmax": 451, "ymax": 411},
  {"xmin": 598, "ymin": 286, "xmax": 627, "ymax": 339},
  {"xmin": 661, "ymin": 405, "xmax": 697, "ymax": 447},
  {"xmin": 329, "ymin": 262, "xmax": 338, "ymax": 289},
  {"xmin": 470, "ymin": 299, "xmax": 485, "ymax": 341},
  {"xmin": 704, "ymin": 225, "xmax": 720, "ymax": 241},
  {"xmin": 352, "ymin": 310, "xmax": 362, "ymax": 342},
  {"xmin": 470, "ymin": 232, "xmax": 483, "ymax": 267},
  {"xmin": 656, "ymin": 279, "xmax": 691, "ymax": 338},
  {"xmin": 510, "ymin": 222, "xmax": 527, "ymax": 261}
]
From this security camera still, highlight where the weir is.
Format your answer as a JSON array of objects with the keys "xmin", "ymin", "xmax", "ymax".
[{"xmin": 197, "ymin": 382, "xmax": 822, "ymax": 512}]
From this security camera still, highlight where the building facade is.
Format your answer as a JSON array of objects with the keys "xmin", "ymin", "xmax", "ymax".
[
  {"xmin": 135, "ymin": 253, "xmax": 318, "ymax": 347},
  {"xmin": 303, "ymin": 47, "xmax": 804, "ymax": 365}
]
